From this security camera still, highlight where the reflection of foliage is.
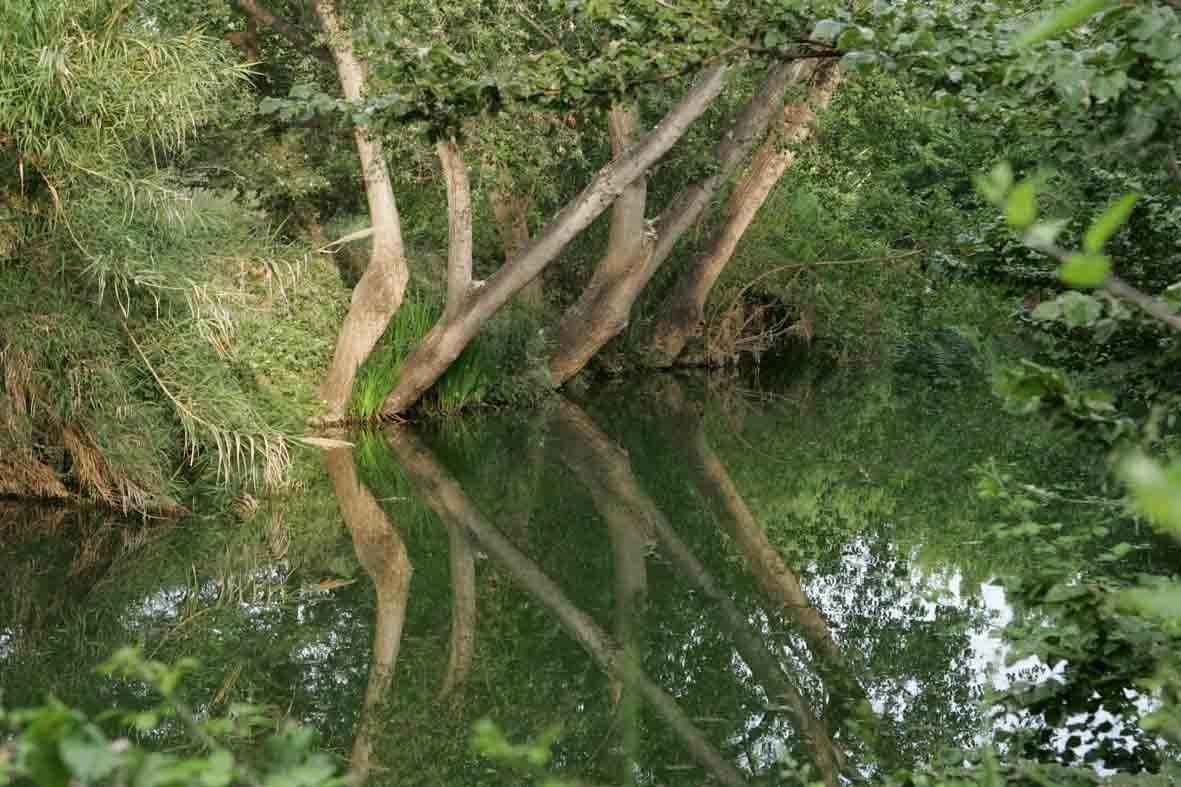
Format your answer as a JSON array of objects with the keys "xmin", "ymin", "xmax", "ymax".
[{"xmin": 6, "ymin": 369, "xmax": 1171, "ymax": 785}]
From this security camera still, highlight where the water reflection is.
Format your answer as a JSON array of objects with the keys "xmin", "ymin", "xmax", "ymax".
[
  {"xmin": 319, "ymin": 391, "xmax": 974, "ymax": 785},
  {"xmin": 4, "ymin": 376, "xmax": 1096, "ymax": 785}
]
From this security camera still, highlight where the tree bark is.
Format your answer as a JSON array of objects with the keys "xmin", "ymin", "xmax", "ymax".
[
  {"xmin": 543, "ymin": 60, "xmax": 819, "ymax": 386},
  {"xmin": 312, "ymin": 0, "xmax": 410, "ymax": 419},
  {"xmin": 376, "ymin": 63, "xmax": 730, "ymax": 418},
  {"xmin": 489, "ymin": 179, "xmax": 544, "ymax": 308},
  {"xmin": 322, "ymin": 446, "xmax": 412, "ymax": 785},
  {"xmin": 437, "ymin": 137, "xmax": 474, "ymax": 320},
  {"xmin": 385, "ymin": 424, "xmax": 747, "ymax": 787},
  {"xmin": 650, "ymin": 61, "xmax": 842, "ymax": 365},
  {"xmin": 547, "ymin": 105, "xmax": 651, "ymax": 385}
]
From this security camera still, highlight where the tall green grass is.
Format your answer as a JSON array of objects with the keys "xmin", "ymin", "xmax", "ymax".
[
  {"xmin": 434, "ymin": 341, "xmax": 489, "ymax": 413},
  {"xmin": 349, "ymin": 292, "xmax": 492, "ymax": 419},
  {"xmin": 350, "ymin": 293, "xmax": 436, "ymax": 420}
]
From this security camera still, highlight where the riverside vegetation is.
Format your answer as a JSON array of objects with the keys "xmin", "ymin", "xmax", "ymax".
[{"xmin": 1, "ymin": 0, "xmax": 1180, "ymax": 785}]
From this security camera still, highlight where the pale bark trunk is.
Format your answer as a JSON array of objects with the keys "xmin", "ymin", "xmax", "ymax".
[
  {"xmin": 542, "ymin": 60, "xmax": 817, "ymax": 386},
  {"xmin": 377, "ymin": 63, "xmax": 730, "ymax": 418},
  {"xmin": 489, "ymin": 181, "xmax": 544, "ymax": 308},
  {"xmin": 439, "ymin": 517, "xmax": 476, "ymax": 698},
  {"xmin": 437, "ymin": 137, "xmax": 474, "ymax": 320},
  {"xmin": 385, "ymin": 424, "xmax": 747, "ymax": 787},
  {"xmin": 322, "ymin": 447, "xmax": 412, "ymax": 785},
  {"xmin": 547, "ymin": 105, "xmax": 651, "ymax": 385},
  {"xmin": 651, "ymin": 61, "xmax": 842, "ymax": 365},
  {"xmin": 549, "ymin": 398, "xmax": 843, "ymax": 786},
  {"xmin": 313, "ymin": 0, "xmax": 409, "ymax": 418}
]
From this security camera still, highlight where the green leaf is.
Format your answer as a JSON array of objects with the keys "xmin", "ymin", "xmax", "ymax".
[
  {"xmin": 59, "ymin": 736, "xmax": 120, "ymax": 785},
  {"xmin": 811, "ymin": 19, "xmax": 847, "ymax": 43},
  {"xmin": 1118, "ymin": 586, "xmax": 1181, "ymax": 620},
  {"xmin": 975, "ymin": 161, "xmax": 1013, "ymax": 206},
  {"xmin": 1083, "ymin": 192, "xmax": 1139, "ymax": 253},
  {"xmin": 1005, "ymin": 179, "xmax": 1039, "ymax": 229},
  {"xmin": 1120, "ymin": 453, "xmax": 1181, "ymax": 533},
  {"xmin": 1060, "ymin": 291, "xmax": 1103, "ymax": 327},
  {"xmin": 1059, "ymin": 253, "xmax": 1111, "ymax": 287},
  {"xmin": 839, "ymin": 51, "xmax": 879, "ymax": 71},
  {"xmin": 1027, "ymin": 218, "xmax": 1069, "ymax": 248},
  {"xmin": 1018, "ymin": 0, "xmax": 1118, "ymax": 48},
  {"xmin": 1031, "ymin": 300, "xmax": 1062, "ymax": 321}
]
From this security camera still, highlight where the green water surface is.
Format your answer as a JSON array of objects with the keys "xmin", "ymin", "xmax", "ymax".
[{"xmin": 1, "ymin": 367, "xmax": 1163, "ymax": 784}]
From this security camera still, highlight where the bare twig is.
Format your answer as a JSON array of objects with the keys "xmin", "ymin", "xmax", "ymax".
[
  {"xmin": 1025, "ymin": 237, "xmax": 1181, "ymax": 332},
  {"xmin": 1105, "ymin": 275, "xmax": 1181, "ymax": 332},
  {"xmin": 716, "ymin": 249, "xmax": 924, "ymax": 326}
]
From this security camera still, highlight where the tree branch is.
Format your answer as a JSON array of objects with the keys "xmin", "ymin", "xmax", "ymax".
[
  {"xmin": 1105, "ymin": 275, "xmax": 1181, "ymax": 332},
  {"xmin": 231, "ymin": 0, "xmax": 333, "ymax": 65}
]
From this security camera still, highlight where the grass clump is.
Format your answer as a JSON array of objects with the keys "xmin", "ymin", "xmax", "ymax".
[{"xmin": 350, "ymin": 292, "xmax": 436, "ymax": 420}]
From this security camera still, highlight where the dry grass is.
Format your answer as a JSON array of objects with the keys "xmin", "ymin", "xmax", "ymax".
[
  {"xmin": 0, "ymin": 455, "xmax": 70, "ymax": 499},
  {"xmin": 62, "ymin": 423, "xmax": 161, "ymax": 513}
]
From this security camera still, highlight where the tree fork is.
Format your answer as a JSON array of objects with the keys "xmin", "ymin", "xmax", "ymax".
[
  {"xmin": 650, "ymin": 60, "xmax": 842, "ymax": 366},
  {"xmin": 542, "ymin": 58, "xmax": 821, "ymax": 387},
  {"xmin": 311, "ymin": 0, "xmax": 410, "ymax": 420},
  {"xmin": 547, "ymin": 104, "xmax": 651, "ymax": 385},
  {"xmin": 376, "ymin": 63, "xmax": 731, "ymax": 419}
]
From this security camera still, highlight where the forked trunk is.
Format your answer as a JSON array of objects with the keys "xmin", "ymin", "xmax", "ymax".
[
  {"xmin": 547, "ymin": 105, "xmax": 650, "ymax": 385},
  {"xmin": 542, "ymin": 59, "xmax": 819, "ymax": 386},
  {"xmin": 377, "ymin": 64, "xmax": 730, "ymax": 418},
  {"xmin": 650, "ymin": 61, "xmax": 842, "ymax": 365},
  {"xmin": 313, "ymin": 0, "xmax": 409, "ymax": 418}
]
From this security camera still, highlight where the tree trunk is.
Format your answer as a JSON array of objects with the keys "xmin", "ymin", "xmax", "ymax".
[
  {"xmin": 377, "ymin": 63, "xmax": 730, "ymax": 418},
  {"xmin": 547, "ymin": 105, "xmax": 650, "ymax": 385},
  {"xmin": 650, "ymin": 61, "xmax": 842, "ymax": 365},
  {"xmin": 313, "ymin": 0, "xmax": 409, "ymax": 419},
  {"xmin": 437, "ymin": 137, "xmax": 474, "ymax": 320},
  {"xmin": 322, "ymin": 446, "xmax": 411, "ymax": 785},
  {"xmin": 489, "ymin": 180, "xmax": 544, "ymax": 308},
  {"xmin": 542, "ymin": 60, "xmax": 818, "ymax": 386},
  {"xmin": 385, "ymin": 424, "xmax": 747, "ymax": 787}
]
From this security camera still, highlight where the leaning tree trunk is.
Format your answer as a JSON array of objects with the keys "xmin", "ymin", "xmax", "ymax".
[
  {"xmin": 313, "ymin": 0, "xmax": 410, "ymax": 419},
  {"xmin": 377, "ymin": 64, "xmax": 730, "ymax": 418},
  {"xmin": 543, "ymin": 59, "xmax": 823, "ymax": 387},
  {"xmin": 547, "ymin": 105, "xmax": 650, "ymax": 384},
  {"xmin": 649, "ymin": 61, "xmax": 842, "ymax": 365}
]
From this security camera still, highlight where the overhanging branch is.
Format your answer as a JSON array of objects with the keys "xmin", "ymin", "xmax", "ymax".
[{"xmin": 231, "ymin": 0, "xmax": 333, "ymax": 65}]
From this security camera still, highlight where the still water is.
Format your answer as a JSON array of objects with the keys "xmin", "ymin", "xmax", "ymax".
[{"xmin": 0, "ymin": 368, "xmax": 1145, "ymax": 784}]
